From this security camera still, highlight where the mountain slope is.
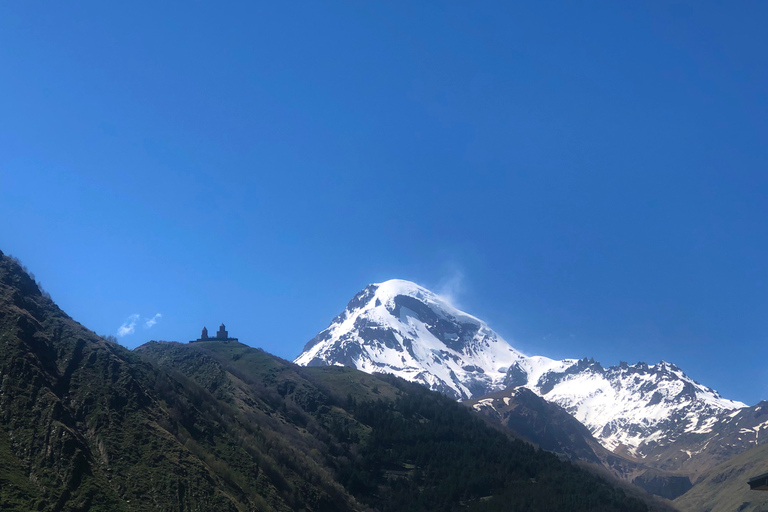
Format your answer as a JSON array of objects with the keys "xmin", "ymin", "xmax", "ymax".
[
  {"xmin": 529, "ymin": 359, "xmax": 745, "ymax": 459},
  {"xmin": 295, "ymin": 279, "xmax": 745, "ymax": 462},
  {"xmin": 640, "ymin": 401, "xmax": 768, "ymax": 478},
  {"xmin": 140, "ymin": 339, "xmax": 654, "ymax": 512},
  {"xmin": 0, "ymin": 254, "xmax": 229, "ymax": 511},
  {"xmin": 0, "ymin": 250, "xmax": 653, "ymax": 512},
  {"xmin": 466, "ymin": 387, "xmax": 611, "ymax": 468},
  {"xmin": 297, "ymin": 279, "xmax": 572, "ymax": 400},
  {"xmin": 0, "ymin": 250, "xmax": 354, "ymax": 511},
  {"xmin": 466, "ymin": 387, "xmax": 691, "ymax": 503},
  {"xmin": 673, "ymin": 441, "xmax": 768, "ymax": 512}
]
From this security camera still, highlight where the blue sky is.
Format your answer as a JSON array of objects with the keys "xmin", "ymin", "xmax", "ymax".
[{"xmin": 1, "ymin": 2, "xmax": 766, "ymax": 404}]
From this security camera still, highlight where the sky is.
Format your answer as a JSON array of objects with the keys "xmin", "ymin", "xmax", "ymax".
[{"xmin": 1, "ymin": 2, "xmax": 766, "ymax": 405}]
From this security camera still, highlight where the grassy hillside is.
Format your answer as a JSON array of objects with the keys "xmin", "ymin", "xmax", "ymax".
[
  {"xmin": 0, "ymin": 249, "xmax": 652, "ymax": 511},
  {"xmin": 141, "ymin": 339, "xmax": 654, "ymax": 511},
  {"xmin": 0, "ymin": 251, "xmax": 353, "ymax": 511},
  {"xmin": 674, "ymin": 442, "xmax": 768, "ymax": 512}
]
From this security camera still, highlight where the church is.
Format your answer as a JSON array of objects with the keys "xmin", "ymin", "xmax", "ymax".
[{"xmin": 191, "ymin": 323, "xmax": 238, "ymax": 343}]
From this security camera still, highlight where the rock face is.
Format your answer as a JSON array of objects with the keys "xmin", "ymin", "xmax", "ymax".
[{"xmin": 295, "ymin": 279, "xmax": 746, "ymax": 460}]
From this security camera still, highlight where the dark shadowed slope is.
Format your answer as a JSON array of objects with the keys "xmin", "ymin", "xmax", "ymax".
[{"xmin": 466, "ymin": 387, "xmax": 685, "ymax": 508}]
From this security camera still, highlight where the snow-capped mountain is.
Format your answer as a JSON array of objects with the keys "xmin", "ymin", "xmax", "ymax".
[
  {"xmin": 296, "ymin": 279, "xmax": 559, "ymax": 400},
  {"xmin": 295, "ymin": 279, "xmax": 746, "ymax": 456},
  {"xmin": 638, "ymin": 400, "xmax": 768, "ymax": 474},
  {"xmin": 527, "ymin": 358, "xmax": 745, "ymax": 458}
]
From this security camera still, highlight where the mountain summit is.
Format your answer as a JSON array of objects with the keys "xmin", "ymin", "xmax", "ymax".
[
  {"xmin": 295, "ymin": 279, "xmax": 745, "ymax": 456},
  {"xmin": 295, "ymin": 279, "xmax": 563, "ymax": 400}
]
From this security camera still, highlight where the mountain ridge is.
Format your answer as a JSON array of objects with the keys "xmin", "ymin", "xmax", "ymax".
[{"xmin": 295, "ymin": 279, "xmax": 746, "ymax": 461}]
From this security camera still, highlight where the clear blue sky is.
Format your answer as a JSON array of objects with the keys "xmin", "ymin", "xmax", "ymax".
[{"xmin": 1, "ymin": 2, "xmax": 766, "ymax": 404}]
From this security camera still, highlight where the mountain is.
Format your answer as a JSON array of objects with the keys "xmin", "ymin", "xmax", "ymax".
[
  {"xmin": 466, "ymin": 387, "xmax": 691, "ymax": 502},
  {"xmin": 295, "ymin": 279, "xmax": 746, "ymax": 461},
  {"xmin": 140, "ymin": 340, "xmax": 654, "ymax": 512},
  {"xmin": 296, "ymin": 279, "xmax": 564, "ymax": 400},
  {"xmin": 529, "ymin": 358, "xmax": 745, "ymax": 461},
  {"xmin": 640, "ymin": 400, "xmax": 768, "ymax": 477},
  {"xmin": 0, "ymin": 250, "xmax": 653, "ymax": 511},
  {"xmin": 467, "ymin": 387, "xmax": 618, "ymax": 469},
  {"xmin": 672, "ymin": 441, "xmax": 768, "ymax": 512}
]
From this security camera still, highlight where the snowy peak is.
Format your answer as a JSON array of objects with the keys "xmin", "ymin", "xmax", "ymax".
[
  {"xmin": 295, "ymin": 279, "xmax": 536, "ymax": 400},
  {"xmin": 295, "ymin": 280, "xmax": 746, "ymax": 456},
  {"xmin": 531, "ymin": 358, "xmax": 745, "ymax": 456},
  {"xmin": 301, "ymin": 280, "xmax": 482, "ymax": 355}
]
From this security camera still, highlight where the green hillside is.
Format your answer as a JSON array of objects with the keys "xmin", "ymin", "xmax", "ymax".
[
  {"xmin": 0, "ymin": 249, "xmax": 651, "ymax": 511},
  {"xmin": 674, "ymin": 441, "xmax": 768, "ymax": 512},
  {"xmin": 0, "ymin": 251, "xmax": 355, "ymax": 511}
]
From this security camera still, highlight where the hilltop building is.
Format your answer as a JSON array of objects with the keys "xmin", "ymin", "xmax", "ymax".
[{"xmin": 191, "ymin": 323, "xmax": 238, "ymax": 343}]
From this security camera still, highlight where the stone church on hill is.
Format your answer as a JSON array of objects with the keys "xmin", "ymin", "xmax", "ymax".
[{"xmin": 191, "ymin": 323, "xmax": 238, "ymax": 343}]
